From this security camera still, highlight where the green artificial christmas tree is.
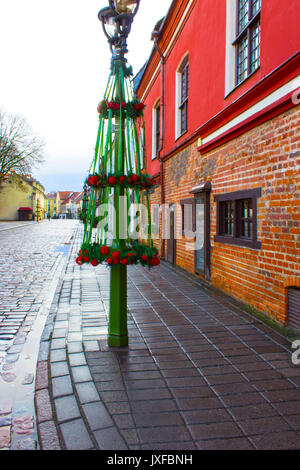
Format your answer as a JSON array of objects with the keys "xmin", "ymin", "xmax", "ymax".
[{"xmin": 76, "ymin": 0, "xmax": 159, "ymax": 347}]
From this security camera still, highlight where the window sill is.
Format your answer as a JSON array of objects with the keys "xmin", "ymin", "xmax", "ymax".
[
  {"xmin": 214, "ymin": 235, "xmax": 261, "ymax": 250},
  {"xmin": 224, "ymin": 66, "xmax": 260, "ymax": 100},
  {"xmin": 175, "ymin": 129, "xmax": 188, "ymax": 143}
]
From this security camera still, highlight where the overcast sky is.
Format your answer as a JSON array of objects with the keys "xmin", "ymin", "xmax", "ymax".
[{"xmin": 0, "ymin": 0, "xmax": 171, "ymax": 193}]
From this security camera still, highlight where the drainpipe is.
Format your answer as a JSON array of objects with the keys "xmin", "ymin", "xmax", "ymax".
[{"xmin": 151, "ymin": 30, "xmax": 166, "ymax": 258}]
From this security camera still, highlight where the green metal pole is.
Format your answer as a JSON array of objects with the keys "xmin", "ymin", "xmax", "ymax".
[
  {"xmin": 108, "ymin": 58, "xmax": 128, "ymax": 347},
  {"xmin": 108, "ymin": 264, "xmax": 128, "ymax": 346}
]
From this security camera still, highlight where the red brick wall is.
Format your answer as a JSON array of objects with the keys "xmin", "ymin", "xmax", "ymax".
[{"xmin": 155, "ymin": 106, "xmax": 300, "ymax": 325}]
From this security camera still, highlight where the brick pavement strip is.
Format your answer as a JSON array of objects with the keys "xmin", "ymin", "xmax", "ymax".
[{"xmin": 32, "ymin": 223, "xmax": 300, "ymax": 450}]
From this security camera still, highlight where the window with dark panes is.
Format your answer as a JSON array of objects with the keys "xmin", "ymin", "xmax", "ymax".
[
  {"xmin": 237, "ymin": 198, "xmax": 253, "ymax": 239},
  {"xmin": 214, "ymin": 188, "xmax": 261, "ymax": 249},
  {"xmin": 235, "ymin": 0, "xmax": 261, "ymax": 85},
  {"xmin": 220, "ymin": 201, "xmax": 234, "ymax": 236},
  {"xmin": 180, "ymin": 61, "xmax": 189, "ymax": 135}
]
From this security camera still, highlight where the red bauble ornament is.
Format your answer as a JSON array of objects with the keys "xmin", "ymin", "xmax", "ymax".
[
  {"xmin": 120, "ymin": 258, "xmax": 128, "ymax": 265},
  {"xmin": 76, "ymin": 256, "xmax": 84, "ymax": 265},
  {"xmin": 106, "ymin": 257, "xmax": 113, "ymax": 264},
  {"xmin": 100, "ymin": 246, "xmax": 110, "ymax": 255},
  {"xmin": 150, "ymin": 256, "xmax": 160, "ymax": 266},
  {"xmin": 108, "ymin": 176, "xmax": 117, "ymax": 185},
  {"xmin": 141, "ymin": 255, "xmax": 148, "ymax": 262},
  {"xmin": 90, "ymin": 175, "xmax": 99, "ymax": 186},
  {"xmin": 84, "ymin": 256, "xmax": 90, "ymax": 263},
  {"xmin": 134, "ymin": 102, "xmax": 145, "ymax": 111},
  {"xmin": 131, "ymin": 174, "xmax": 139, "ymax": 183},
  {"xmin": 119, "ymin": 175, "xmax": 126, "ymax": 183},
  {"xmin": 91, "ymin": 259, "xmax": 98, "ymax": 267}
]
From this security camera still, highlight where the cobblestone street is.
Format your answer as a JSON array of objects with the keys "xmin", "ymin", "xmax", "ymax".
[
  {"xmin": 0, "ymin": 220, "xmax": 300, "ymax": 451},
  {"xmin": 0, "ymin": 220, "xmax": 78, "ymax": 449}
]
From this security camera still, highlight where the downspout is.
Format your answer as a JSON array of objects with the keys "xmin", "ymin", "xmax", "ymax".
[{"xmin": 151, "ymin": 30, "xmax": 166, "ymax": 258}]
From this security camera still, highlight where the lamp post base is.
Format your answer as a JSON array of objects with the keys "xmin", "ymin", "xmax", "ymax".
[
  {"xmin": 108, "ymin": 334, "xmax": 128, "ymax": 347},
  {"xmin": 108, "ymin": 264, "xmax": 128, "ymax": 347}
]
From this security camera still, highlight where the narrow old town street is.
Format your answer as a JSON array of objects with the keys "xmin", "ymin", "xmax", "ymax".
[
  {"xmin": 0, "ymin": 220, "xmax": 300, "ymax": 451},
  {"xmin": 0, "ymin": 220, "xmax": 78, "ymax": 449}
]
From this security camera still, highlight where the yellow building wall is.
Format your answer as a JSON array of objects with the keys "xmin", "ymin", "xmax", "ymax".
[
  {"xmin": 46, "ymin": 198, "xmax": 57, "ymax": 217},
  {"xmin": 33, "ymin": 185, "xmax": 46, "ymax": 220},
  {"xmin": 0, "ymin": 180, "xmax": 33, "ymax": 221}
]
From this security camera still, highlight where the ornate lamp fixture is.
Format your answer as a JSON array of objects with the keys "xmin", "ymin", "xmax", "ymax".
[{"xmin": 98, "ymin": 0, "xmax": 140, "ymax": 56}]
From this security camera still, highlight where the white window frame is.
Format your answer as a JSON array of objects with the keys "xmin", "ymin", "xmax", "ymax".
[
  {"xmin": 139, "ymin": 126, "xmax": 145, "ymax": 170},
  {"xmin": 175, "ymin": 53, "xmax": 189, "ymax": 140},
  {"xmin": 225, "ymin": 0, "xmax": 238, "ymax": 96},
  {"xmin": 225, "ymin": 0, "xmax": 261, "ymax": 95},
  {"xmin": 152, "ymin": 98, "xmax": 160, "ymax": 160}
]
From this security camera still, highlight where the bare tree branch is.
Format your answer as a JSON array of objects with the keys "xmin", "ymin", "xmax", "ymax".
[{"xmin": 0, "ymin": 108, "xmax": 45, "ymax": 184}]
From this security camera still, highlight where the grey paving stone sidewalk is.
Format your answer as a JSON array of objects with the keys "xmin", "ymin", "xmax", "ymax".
[{"xmin": 36, "ymin": 226, "xmax": 300, "ymax": 451}]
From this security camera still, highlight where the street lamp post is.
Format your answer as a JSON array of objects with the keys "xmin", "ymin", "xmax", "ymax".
[
  {"xmin": 77, "ymin": 0, "xmax": 159, "ymax": 348},
  {"xmin": 98, "ymin": 0, "xmax": 140, "ymax": 347}
]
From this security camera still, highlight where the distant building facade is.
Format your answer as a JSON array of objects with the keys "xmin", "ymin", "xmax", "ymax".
[
  {"xmin": 46, "ymin": 193, "xmax": 58, "ymax": 218},
  {"xmin": 57, "ymin": 191, "xmax": 73, "ymax": 219},
  {"xmin": 57, "ymin": 191, "xmax": 84, "ymax": 219}
]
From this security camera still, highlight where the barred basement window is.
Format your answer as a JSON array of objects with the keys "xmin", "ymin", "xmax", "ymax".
[
  {"xmin": 214, "ymin": 188, "xmax": 261, "ymax": 249},
  {"xmin": 237, "ymin": 198, "xmax": 254, "ymax": 239},
  {"xmin": 219, "ymin": 200, "xmax": 234, "ymax": 236},
  {"xmin": 234, "ymin": 0, "xmax": 261, "ymax": 85}
]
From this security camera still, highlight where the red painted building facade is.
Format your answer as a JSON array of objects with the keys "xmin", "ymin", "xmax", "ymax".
[{"xmin": 135, "ymin": 0, "xmax": 300, "ymax": 327}]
